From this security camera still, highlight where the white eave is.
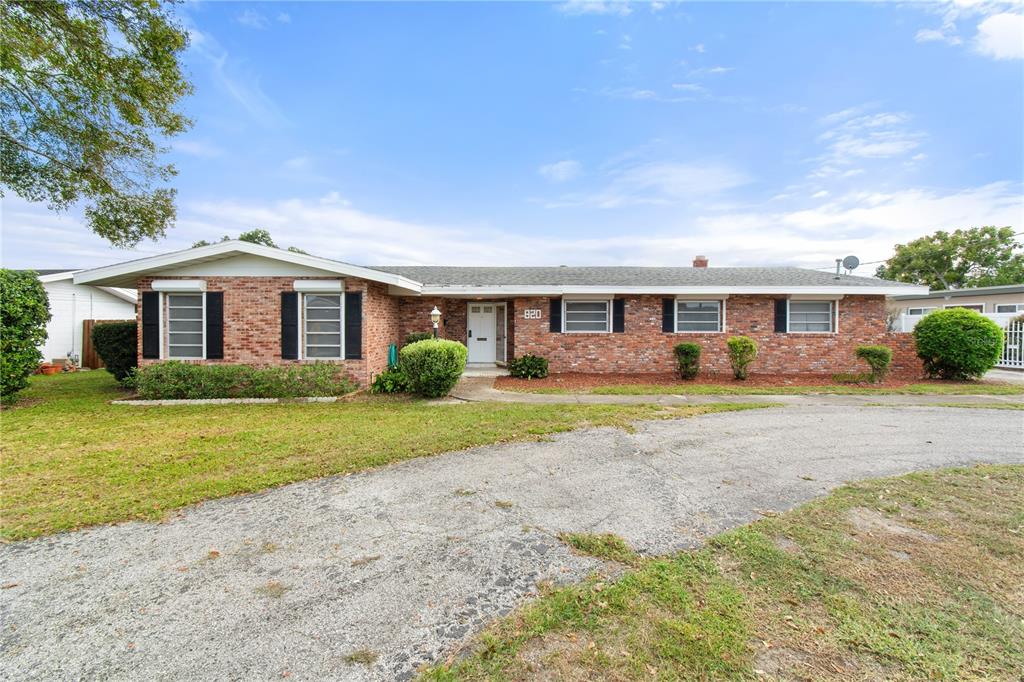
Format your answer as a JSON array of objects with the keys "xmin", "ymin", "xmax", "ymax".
[
  {"xmin": 414, "ymin": 284, "xmax": 930, "ymax": 297},
  {"xmin": 37, "ymin": 270, "xmax": 137, "ymax": 304},
  {"xmin": 72, "ymin": 240, "xmax": 424, "ymax": 293}
]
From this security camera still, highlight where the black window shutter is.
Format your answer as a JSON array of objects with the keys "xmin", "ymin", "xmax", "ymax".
[
  {"xmin": 549, "ymin": 297, "xmax": 562, "ymax": 333},
  {"xmin": 141, "ymin": 291, "xmax": 160, "ymax": 359},
  {"xmin": 662, "ymin": 298, "xmax": 674, "ymax": 332},
  {"xmin": 345, "ymin": 292, "xmax": 362, "ymax": 359},
  {"xmin": 281, "ymin": 292, "xmax": 298, "ymax": 359},
  {"xmin": 612, "ymin": 298, "xmax": 625, "ymax": 333},
  {"xmin": 774, "ymin": 299, "xmax": 788, "ymax": 333},
  {"xmin": 205, "ymin": 292, "xmax": 224, "ymax": 359}
]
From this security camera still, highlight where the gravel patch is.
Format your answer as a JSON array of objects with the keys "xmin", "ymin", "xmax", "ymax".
[{"xmin": 2, "ymin": 406, "xmax": 1021, "ymax": 681}]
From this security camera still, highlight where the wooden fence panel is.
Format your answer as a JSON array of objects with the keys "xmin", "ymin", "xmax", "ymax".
[{"xmin": 81, "ymin": 319, "xmax": 131, "ymax": 369}]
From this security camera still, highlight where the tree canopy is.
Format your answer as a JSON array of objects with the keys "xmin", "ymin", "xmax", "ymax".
[
  {"xmin": 876, "ymin": 226, "xmax": 1024, "ymax": 290},
  {"xmin": 192, "ymin": 229, "xmax": 307, "ymax": 253},
  {"xmin": 1, "ymin": 0, "xmax": 192, "ymax": 247}
]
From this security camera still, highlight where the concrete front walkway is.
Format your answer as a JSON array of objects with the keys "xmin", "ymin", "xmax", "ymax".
[
  {"xmin": 2, "ymin": 407, "xmax": 1022, "ymax": 681},
  {"xmin": 451, "ymin": 376, "xmax": 1024, "ymax": 407}
]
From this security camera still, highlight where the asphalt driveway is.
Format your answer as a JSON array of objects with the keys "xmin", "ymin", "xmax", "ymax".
[{"xmin": 2, "ymin": 406, "xmax": 1022, "ymax": 681}]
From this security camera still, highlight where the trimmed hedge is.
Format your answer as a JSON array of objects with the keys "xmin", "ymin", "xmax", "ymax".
[
  {"xmin": 508, "ymin": 354, "xmax": 549, "ymax": 379},
  {"xmin": 673, "ymin": 342, "xmax": 701, "ymax": 380},
  {"xmin": 91, "ymin": 321, "xmax": 138, "ymax": 382},
  {"xmin": 399, "ymin": 339, "xmax": 467, "ymax": 398},
  {"xmin": 855, "ymin": 345, "xmax": 892, "ymax": 383},
  {"xmin": 914, "ymin": 308, "xmax": 1003, "ymax": 380},
  {"xmin": 132, "ymin": 362, "xmax": 357, "ymax": 400},
  {"xmin": 726, "ymin": 336, "xmax": 758, "ymax": 380},
  {"xmin": 0, "ymin": 269, "xmax": 50, "ymax": 402},
  {"xmin": 404, "ymin": 331, "xmax": 434, "ymax": 346}
]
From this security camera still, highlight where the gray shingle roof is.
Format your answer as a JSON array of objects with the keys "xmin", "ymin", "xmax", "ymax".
[{"xmin": 369, "ymin": 265, "xmax": 914, "ymax": 289}]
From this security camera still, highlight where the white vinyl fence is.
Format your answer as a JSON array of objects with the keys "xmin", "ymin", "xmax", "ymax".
[
  {"xmin": 895, "ymin": 312, "xmax": 1024, "ymax": 369},
  {"xmin": 1002, "ymin": 319, "xmax": 1024, "ymax": 369}
]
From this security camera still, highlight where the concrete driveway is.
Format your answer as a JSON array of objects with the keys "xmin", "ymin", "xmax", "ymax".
[{"xmin": 2, "ymin": 406, "xmax": 1022, "ymax": 681}]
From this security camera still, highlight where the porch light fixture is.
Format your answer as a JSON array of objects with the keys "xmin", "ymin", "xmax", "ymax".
[{"xmin": 430, "ymin": 305, "xmax": 442, "ymax": 338}]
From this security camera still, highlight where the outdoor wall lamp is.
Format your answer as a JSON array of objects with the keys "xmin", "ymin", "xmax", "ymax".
[{"xmin": 430, "ymin": 305, "xmax": 442, "ymax": 338}]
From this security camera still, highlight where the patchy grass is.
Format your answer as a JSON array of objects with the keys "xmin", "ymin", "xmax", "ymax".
[
  {"xmin": 255, "ymin": 580, "xmax": 289, "ymax": 599},
  {"xmin": 344, "ymin": 649, "xmax": 380, "ymax": 666},
  {"xmin": 509, "ymin": 383, "xmax": 1024, "ymax": 396},
  {"xmin": 1, "ymin": 372, "xmax": 771, "ymax": 541},
  {"xmin": 424, "ymin": 465, "xmax": 1024, "ymax": 681},
  {"xmin": 559, "ymin": 532, "xmax": 640, "ymax": 566},
  {"xmin": 864, "ymin": 402, "xmax": 1024, "ymax": 411}
]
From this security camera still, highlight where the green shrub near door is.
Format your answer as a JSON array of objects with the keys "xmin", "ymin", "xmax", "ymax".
[
  {"xmin": 508, "ymin": 354, "xmax": 549, "ymax": 379},
  {"xmin": 914, "ymin": 308, "xmax": 1003, "ymax": 380},
  {"xmin": 399, "ymin": 339, "xmax": 468, "ymax": 397}
]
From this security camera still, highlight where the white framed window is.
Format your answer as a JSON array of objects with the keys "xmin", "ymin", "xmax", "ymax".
[
  {"xmin": 563, "ymin": 300, "xmax": 611, "ymax": 333},
  {"xmin": 995, "ymin": 303, "xmax": 1023, "ymax": 313},
  {"xmin": 167, "ymin": 293, "xmax": 205, "ymax": 358},
  {"xmin": 944, "ymin": 303, "xmax": 984, "ymax": 312},
  {"xmin": 303, "ymin": 293, "xmax": 343, "ymax": 359},
  {"xmin": 788, "ymin": 300, "xmax": 835, "ymax": 333},
  {"xmin": 676, "ymin": 300, "xmax": 723, "ymax": 333},
  {"xmin": 906, "ymin": 306, "xmax": 937, "ymax": 316}
]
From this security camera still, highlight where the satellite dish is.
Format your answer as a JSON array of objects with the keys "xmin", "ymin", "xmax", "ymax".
[{"xmin": 842, "ymin": 255, "xmax": 860, "ymax": 271}]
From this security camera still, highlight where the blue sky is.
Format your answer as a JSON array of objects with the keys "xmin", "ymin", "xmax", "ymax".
[{"xmin": 3, "ymin": 0, "xmax": 1023, "ymax": 272}]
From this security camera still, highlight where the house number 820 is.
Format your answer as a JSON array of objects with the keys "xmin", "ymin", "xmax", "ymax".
[{"xmin": 523, "ymin": 309, "xmax": 542, "ymax": 320}]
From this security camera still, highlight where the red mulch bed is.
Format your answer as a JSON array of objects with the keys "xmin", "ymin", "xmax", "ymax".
[{"xmin": 496, "ymin": 372, "xmax": 943, "ymax": 391}]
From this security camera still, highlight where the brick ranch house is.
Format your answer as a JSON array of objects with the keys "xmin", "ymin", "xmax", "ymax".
[{"xmin": 74, "ymin": 241, "xmax": 928, "ymax": 386}]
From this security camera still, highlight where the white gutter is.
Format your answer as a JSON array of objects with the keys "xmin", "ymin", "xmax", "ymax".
[{"xmin": 417, "ymin": 284, "xmax": 929, "ymax": 297}]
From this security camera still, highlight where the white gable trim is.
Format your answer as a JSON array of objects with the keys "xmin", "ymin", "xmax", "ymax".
[{"xmin": 73, "ymin": 240, "xmax": 423, "ymax": 292}]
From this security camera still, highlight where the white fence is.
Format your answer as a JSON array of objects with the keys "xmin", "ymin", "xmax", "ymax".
[
  {"xmin": 1002, "ymin": 320, "xmax": 1024, "ymax": 369},
  {"xmin": 895, "ymin": 313, "xmax": 1024, "ymax": 369}
]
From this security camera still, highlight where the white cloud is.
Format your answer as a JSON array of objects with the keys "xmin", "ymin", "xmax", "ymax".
[
  {"xmin": 811, "ymin": 190, "xmax": 829, "ymax": 198},
  {"xmin": 283, "ymin": 156, "xmax": 312, "ymax": 171},
  {"xmin": 687, "ymin": 65, "xmax": 734, "ymax": 77},
  {"xmin": 236, "ymin": 9, "xmax": 269, "ymax": 30},
  {"xmin": 974, "ymin": 12, "xmax": 1024, "ymax": 59},
  {"xmin": 538, "ymin": 160, "xmax": 583, "ymax": 183},
  {"xmin": 171, "ymin": 139, "xmax": 224, "ymax": 158},
  {"xmin": 544, "ymin": 160, "xmax": 750, "ymax": 209},
  {"xmin": 915, "ymin": 27, "xmax": 963, "ymax": 45},
  {"xmin": 276, "ymin": 12, "xmax": 292, "ymax": 24},
  {"xmin": 618, "ymin": 34, "xmax": 632, "ymax": 50},
  {"xmin": 671, "ymin": 83, "xmax": 705, "ymax": 92},
  {"xmin": 811, "ymin": 107, "xmax": 926, "ymax": 176},
  {"xmin": 690, "ymin": 43, "xmax": 705, "ymax": 53},
  {"xmin": 186, "ymin": 28, "xmax": 285, "ymax": 127},
  {"xmin": 557, "ymin": 1, "xmax": 632, "ymax": 17}
]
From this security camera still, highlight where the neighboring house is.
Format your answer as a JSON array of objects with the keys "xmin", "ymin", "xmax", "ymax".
[
  {"xmin": 889, "ymin": 284, "xmax": 1024, "ymax": 317},
  {"xmin": 35, "ymin": 270, "xmax": 137, "ymax": 364},
  {"xmin": 73, "ymin": 241, "xmax": 927, "ymax": 384}
]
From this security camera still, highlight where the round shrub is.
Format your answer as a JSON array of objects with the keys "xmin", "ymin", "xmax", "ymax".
[
  {"xmin": 91, "ymin": 321, "xmax": 138, "ymax": 382},
  {"xmin": 726, "ymin": 335, "xmax": 758, "ymax": 380},
  {"xmin": 399, "ymin": 339, "xmax": 467, "ymax": 398},
  {"xmin": 0, "ymin": 269, "xmax": 50, "ymax": 402},
  {"xmin": 855, "ymin": 345, "xmax": 892, "ymax": 383},
  {"xmin": 673, "ymin": 342, "xmax": 701, "ymax": 380},
  {"xmin": 508, "ymin": 354, "xmax": 549, "ymax": 379},
  {"xmin": 914, "ymin": 308, "xmax": 1003, "ymax": 380}
]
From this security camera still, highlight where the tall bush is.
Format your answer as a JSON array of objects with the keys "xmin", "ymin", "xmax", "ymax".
[
  {"xmin": 399, "ymin": 339, "xmax": 467, "ymax": 397},
  {"xmin": 673, "ymin": 342, "xmax": 701, "ymax": 380},
  {"xmin": 0, "ymin": 269, "xmax": 50, "ymax": 402},
  {"xmin": 404, "ymin": 331, "xmax": 433, "ymax": 346},
  {"xmin": 726, "ymin": 336, "xmax": 758, "ymax": 380},
  {"xmin": 91, "ymin": 321, "xmax": 138, "ymax": 382},
  {"xmin": 855, "ymin": 345, "xmax": 892, "ymax": 383},
  {"xmin": 914, "ymin": 308, "xmax": 1003, "ymax": 380}
]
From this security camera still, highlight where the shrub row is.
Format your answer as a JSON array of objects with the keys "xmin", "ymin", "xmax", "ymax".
[{"xmin": 132, "ymin": 362, "xmax": 357, "ymax": 400}]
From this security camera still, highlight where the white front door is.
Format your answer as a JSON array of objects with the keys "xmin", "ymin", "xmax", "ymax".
[{"xmin": 467, "ymin": 304, "xmax": 496, "ymax": 363}]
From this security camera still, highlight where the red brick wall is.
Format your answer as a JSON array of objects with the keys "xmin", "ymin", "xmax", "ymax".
[
  {"xmin": 512, "ymin": 294, "xmax": 923, "ymax": 377},
  {"xmin": 135, "ymin": 276, "xmax": 400, "ymax": 386}
]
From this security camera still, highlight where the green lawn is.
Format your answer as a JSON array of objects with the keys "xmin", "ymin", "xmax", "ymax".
[
  {"xmin": 0, "ymin": 372, "xmax": 769, "ymax": 541},
  {"xmin": 425, "ymin": 465, "xmax": 1024, "ymax": 681},
  {"xmin": 505, "ymin": 382, "xmax": 1024, "ymax": 396}
]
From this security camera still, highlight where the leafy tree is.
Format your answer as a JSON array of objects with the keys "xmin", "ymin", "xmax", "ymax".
[
  {"xmin": 876, "ymin": 227, "xmax": 1024, "ymax": 290},
  {"xmin": 193, "ymin": 229, "xmax": 306, "ymax": 252},
  {"xmin": 1, "ymin": 0, "xmax": 192, "ymax": 247},
  {"xmin": 0, "ymin": 269, "xmax": 51, "ymax": 402}
]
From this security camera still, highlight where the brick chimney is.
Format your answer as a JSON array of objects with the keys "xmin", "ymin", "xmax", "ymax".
[{"xmin": 692, "ymin": 255, "xmax": 709, "ymax": 269}]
